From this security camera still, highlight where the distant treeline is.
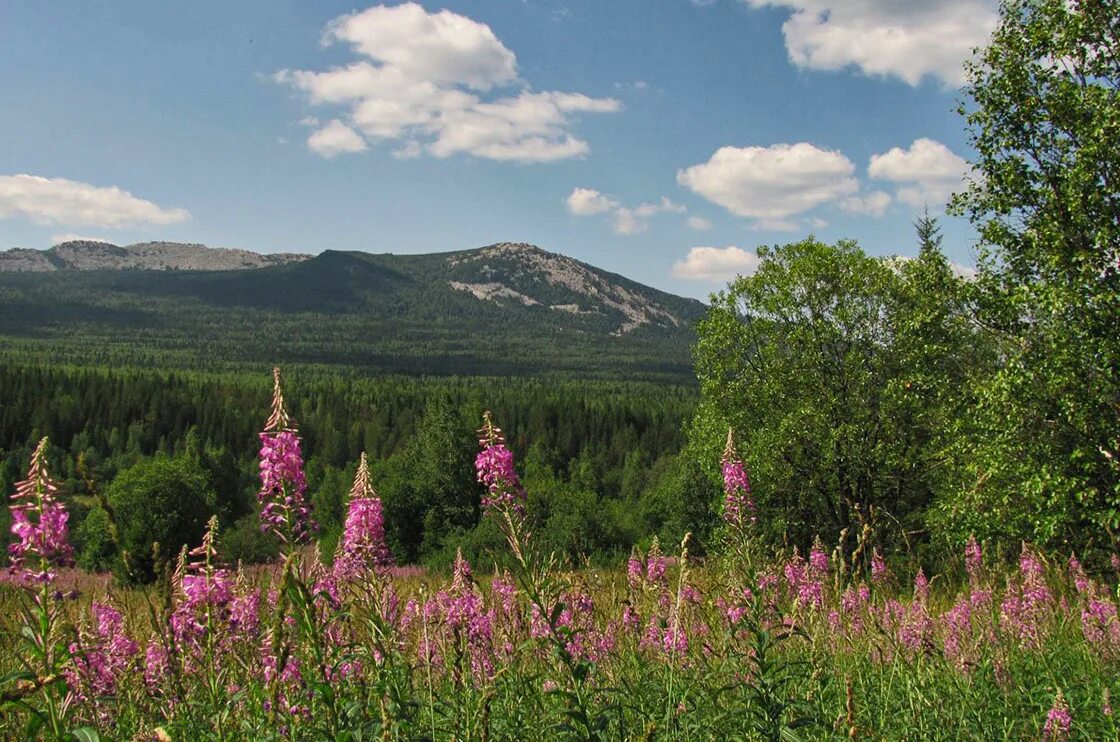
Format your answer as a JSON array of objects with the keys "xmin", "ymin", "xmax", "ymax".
[{"xmin": 0, "ymin": 362, "xmax": 701, "ymax": 570}]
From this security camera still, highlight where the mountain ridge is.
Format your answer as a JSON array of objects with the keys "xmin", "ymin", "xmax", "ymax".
[
  {"xmin": 0, "ymin": 240, "xmax": 311, "ymax": 272},
  {"xmin": 0, "ymin": 240, "xmax": 706, "ymax": 381}
]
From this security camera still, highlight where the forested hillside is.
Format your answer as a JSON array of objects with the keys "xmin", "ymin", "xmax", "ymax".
[
  {"xmin": 0, "ymin": 363, "xmax": 700, "ymax": 568},
  {"xmin": 0, "ymin": 242, "xmax": 706, "ymax": 381}
]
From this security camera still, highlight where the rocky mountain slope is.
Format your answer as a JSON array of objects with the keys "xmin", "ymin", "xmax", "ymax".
[
  {"xmin": 0, "ymin": 240, "xmax": 309, "ymax": 272},
  {"xmin": 0, "ymin": 241, "xmax": 705, "ymax": 380}
]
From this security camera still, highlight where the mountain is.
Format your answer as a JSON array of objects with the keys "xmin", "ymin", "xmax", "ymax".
[
  {"xmin": 0, "ymin": 240, "xmax": 310, "ymax": 272},
  {"xmin": 0, "ymin": 241, "xmax": 706, "ymax": 381}
]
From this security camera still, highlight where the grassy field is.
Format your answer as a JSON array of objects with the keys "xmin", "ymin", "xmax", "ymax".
[{"xmin": 3, "ymin": 527, "xmax": 1119, "ymax": 740}]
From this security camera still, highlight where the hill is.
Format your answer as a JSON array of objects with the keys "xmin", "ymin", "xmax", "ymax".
[{"xmin": 0, "ymin": 241, "xmax": 706, "ymax": 380}]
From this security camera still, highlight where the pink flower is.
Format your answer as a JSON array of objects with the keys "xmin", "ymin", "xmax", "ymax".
[
  {"xmin": 809, "ymin": 537, "xmax": 829, "ymax": 575},
  {"xmin": 476, "ymin": 413, "xmax": 526, "ymax": 516},
  {"xmin": 965, "ymin": 536, "xmax": 983, "ymax": 583},
  {"xmin": 1000, "ymin": 545, "xmax": 1053, "ymax": 648},
  {"xmin": 1068, "ymin": 554, "xmax": 1090, "ymax": 595},
  {"xmin": 258, "ymin": 369, "xmax": 316, "ymax": 544},
  {"xmin": 627, "ymin": 550, "xmax": 644, "ymax": 589},
  {"xmin": 67, "ymin": 601, "xmax": 139, "ymax": 700},
  {"xmin": 721, "ymin": 429, "xmax": 757, "ymax": 530},
  {"xmin": 334, "ymin": 453, "xmax": 393, "ymax": 581},
  {"xmin": 1043, "ymin": 692, "xmax": 1071, "ymax": 740},
  {"xmin": 870, "ymin": 549, "xmax": 887, "ymax": 585},
  {"xmin": 7, "ymin": 438, "xmax": 72, "ymax": 584}
]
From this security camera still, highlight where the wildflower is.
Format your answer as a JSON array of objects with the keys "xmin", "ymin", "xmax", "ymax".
[
  {"xmin": 870, "ymin": 549, "xmax": 887, "ymax": 585},
  {"xmin": 1067, "ymin": 554, "xmax": 1090, "ymax": 595},
  {"xmin": 965, "ymin": 536, "xmax": 982, "ymax": 583},
  {"xmin": 421, "ymin": 549, "xmax": 495, "ymax": 678},
  {"xmin": 721, "ymin": 428, "xmax": 756, "ymax": 529},
  {"xmin": 627, "ymin": 547, "xmax": 644, "ymax": 589},
  {"xmin": 333, "ymin": 453, "xmax": 393, "ymax": 581},
  {"xmin": 258, "ymin": 368, "xmax": 316, "ymax": 544},
  {"xmin": 809, "ymin": 537, "xmax": 829, "ymax": 576},
  {"xmin": 784, "ymin": 551, "xmax": 823, "ymax": 609},
  {"xmin": 476, "ymin": 412, "xmax": 525, "ymax": 515},
  {"xmin": 1080, "ymin": 598, "xmax": 1120, "ymax": 653},
  {"xmin": 1000, "ymin": 544, "xmax": 1053, "ymax": 648},
  {"xmin": 1043, "ymin": 691, "xmax": 1071, "ymax": 740},
  {"xmin": 67, "ymin": 601, "xmax": 139, "ymax": 699},
  {"xmin": 144, "ymin": 639, "xmax": 169, "ymax": 691},
  {"xmin": 914, "ymin": 568, "xmax": 929, "ymax": 605},
  {"xmin": 8, "ymin": 438, "xmax": 73, "ymax": 584},
  {"xmin": 181, "ymin": 517, "xmax": 234, "ymax": 611},
  {"xmin": 645, "ymin": 538, "xmax": 668, "ymax": 585}
]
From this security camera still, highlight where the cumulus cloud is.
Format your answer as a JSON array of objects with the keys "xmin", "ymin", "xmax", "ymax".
[
  {"xmin": 567, "ymin": 187, "xmax": 618, "ymax": 215},
  {"xmin": 672, "ymin": 246, "xmax": 762, "ymax": 281},
  {"xmin": 742, "ymin": 0, "xmax": 998, "ymax": 86},
  {"xmin": 307, "ymin": 119, "xmax": 368, "ymax": 157},
  {"xmin": 277, "ymin": 3, "xmax": 619, "ymax": 162},
  {"xmin": 686, "ymin": 215, "xmax": 712, "ymax": 231},
  {"xmin": 0, "ymin": 174, "xmax": 190, "ymax": 228},
  {"xmin": 567, "ymin": 188, "xmax": 685, "ymax": 235},
  {"xmin": 868, "ymin": 138, "xmax": 970, "ymax": 209},
  {"xmin": 677, "ymin": 143, "xmax": 858, "ymax": 222},
  {"xmin": 323, "ymin": 3, "xmax": 517, "ymax": 90}
]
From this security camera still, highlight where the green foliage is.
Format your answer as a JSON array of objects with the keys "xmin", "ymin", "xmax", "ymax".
[
  {"xmin": 0, "ymin": 362, "xmax": 696, "ymax": 568},
  {"xmin": 694, "ymin": 237, "xmax": 983, "ymax": 554},
  {"xmin": 218, "ymin": 514, "xmax": 279, "ymax": 565},
  {"xmin": 945, "ymin": 0, "xmax": 1120, "ymax": 552},
  {"xmin": 102, "ymin": 454, "xmax": 216, "ymax": 582}
]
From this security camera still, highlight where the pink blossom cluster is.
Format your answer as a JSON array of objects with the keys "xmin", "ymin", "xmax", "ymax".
[
  {"xmin": 475, "ymin": 444, "xmax": 526, "ymax": 515},
  {"xmin": 420, "ymin": 551, "xmax": 496, "ymax": 679},
  {"xmin": 258, "ymin": 430, "xmax": 316, "ymax": 544},
  {"xmin": 8, "ymin": 437, "xmax": 73, "ymax": 584},
  {"xmin": 783, "ymin": 551, "xmax": 824, "ymax": 610},
  {"xmin": 627, "ymin": 540, "xmax": 669, "ymax": 590},
  {"xmin": 66, "ymin": 601, "xmax": 139, "ymax": 700},
  {"xmin": 720, "ymin": 429, "xmax": 757, "ymax": 530},
  {"xmin": 334, "ymin": 497, "xmax": 393, "ymax": 579},
  {"xmin": 475, "ymin": 412, "xmax": 526, "ymax": 516},
  {"xmin": 1000, "ymin": 545, "xmax": 1053, "ymax": 648},
  {"xmin": 333, "ymin": 455, "xmax": 393, "ymax": 582},
  {"xmin": 1043, "ymin": 692, "xmax": 1072, "ymax": 740}
]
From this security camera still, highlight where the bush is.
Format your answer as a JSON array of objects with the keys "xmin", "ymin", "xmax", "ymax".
[{"xmin": 105, "ymin": 454, "xmax": 216, "ymax": 582}]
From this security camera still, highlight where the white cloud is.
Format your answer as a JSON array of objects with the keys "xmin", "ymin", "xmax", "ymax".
[
  {"xmin": 868, "ymin": 138, "xmax": 969, "ymax": 209},
  {"xmin": 839, "ymin": 190, "xmax": 892, "ymax": 217},
  {"xmin": 277, "ymin": 3, "xmax": 619, "ymax": 163},
  {"xmin": 742, "ymin": 0, "xmax": 998, "ymax": 86},
  {"xmin": 686, "ymin": 215, "xmax": 712, "ymax": 231},
  {"xmin": 0, "ymin": 174, "xmax": 190, "ymax": 228},
  {"xmin": 567, "ymin": 188, "xmax": 685, "ymax": 234},
  {"xmin": 324, "ymin": 3, "xmax": 517, "ymax": 90},
  {"xmin": 677, "ymin": 143, "xmax": 858, "ymax": 222},
  {"xmin": 307, "ymin": 119, "xmax": 368, "ymax": 157},
  {"xmin": 51, "ymin": 233, "xmax": 112, "ymax": 245},
  {"xmin": 808, "ymin": 217, "xmax": 828, "ymax": 229},
  {"xmin": 567, "ymin": 187, "xmax": 618, "ymax": 216},
  {"xmin": 672, "ymin": 246, "xmax": 762, "ymax": 281}
]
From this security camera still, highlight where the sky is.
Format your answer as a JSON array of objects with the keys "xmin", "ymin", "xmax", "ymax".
[{"xmin": 0, "ymin": 0, "xmax": 998, "ymax": 299}]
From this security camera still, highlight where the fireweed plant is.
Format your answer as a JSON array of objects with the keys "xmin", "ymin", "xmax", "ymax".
[
  {"xmin": 2, "ymin": 372, "xmax": 1120, "ymax": 738},
  {"xmin": 1, "ymin": 438, "xmax": 82, "ymax": 740}
]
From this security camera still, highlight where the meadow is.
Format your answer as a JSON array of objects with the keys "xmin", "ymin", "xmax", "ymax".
[{"xmin": 2, "ymin": 372, "xmax": 1117, "ymax": 741}]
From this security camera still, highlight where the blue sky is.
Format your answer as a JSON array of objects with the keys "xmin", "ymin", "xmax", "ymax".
[{"xmin": 0, "ymin": 0, "xmax": 996, "ymax": 298}]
